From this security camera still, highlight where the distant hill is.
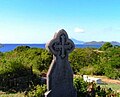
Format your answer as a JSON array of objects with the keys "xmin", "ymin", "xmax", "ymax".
[
  {"xmin": 111, "ymin": 41, "xmax": 120, "ymax": 45},
  {"xmin": 71, "ymin": 38, "xmax": 120, "ymax": 46},
  {"xmin": 84, "ymin": 41, "xmax": 105, "ymax": 45},
  {"xmin": 84, "ymin": 41, "xmax": 120, "ymax": 46},
  {"xmin": 71, "ymin": 38, "xmax": 84, "ymax": 44}
]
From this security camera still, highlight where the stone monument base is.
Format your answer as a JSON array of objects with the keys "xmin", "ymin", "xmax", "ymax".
[
  {"xmin": 45, "ymin": 82, "xmax": 77, "ymax": 97},
  {"xmin": 45, "ymin": 89, "xmax": 77, "ymax": 97}
]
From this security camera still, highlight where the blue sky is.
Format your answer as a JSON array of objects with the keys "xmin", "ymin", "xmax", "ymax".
[{"xmin": 0, "ymin": 0, "xmax": 120, "ymax": 43}]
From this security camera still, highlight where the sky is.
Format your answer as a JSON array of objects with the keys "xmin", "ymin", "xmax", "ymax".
[{"xmin": 0, "ymin": 0, "xmax": 120, "ymax": 43}]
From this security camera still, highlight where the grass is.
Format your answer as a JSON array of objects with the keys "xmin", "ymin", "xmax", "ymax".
[
  {"xmin": 99, "ymin": 83, "xmax": 120, "ymax": 91},
  {"xmin": 0, "ymin": 92, "xmax": 25, "ymax": 97},
  {"xmin": 90, "ymin": 75, "xmax": 120, "ymax": 91}
]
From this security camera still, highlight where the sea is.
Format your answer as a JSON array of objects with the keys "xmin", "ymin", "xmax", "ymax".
[{"xmin": 0, "ymin": 44, "xmax": 102, "ymax": 52}]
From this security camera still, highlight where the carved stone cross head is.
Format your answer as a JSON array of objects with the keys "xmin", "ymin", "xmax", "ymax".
[{"xmin": 46, "ymin": 29, "xmax": 75, "ymax": 59}]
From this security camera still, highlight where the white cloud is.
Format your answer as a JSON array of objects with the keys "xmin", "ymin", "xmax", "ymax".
[{"xmin": 74, "ymin": 27, "xmax": 85, "ymax": 33}]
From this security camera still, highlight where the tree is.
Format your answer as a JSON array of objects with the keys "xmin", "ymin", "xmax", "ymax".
[
  {"xmin": 14, "ymin": 45, "xmax": 30, "ymax": 52},
  {"xmin": 100, "ymin": 42, "xmax": 113, "ymax": 50},
  {"xmin": 69, "ymin": 48, "xmax": 99, "ymax": 74}
]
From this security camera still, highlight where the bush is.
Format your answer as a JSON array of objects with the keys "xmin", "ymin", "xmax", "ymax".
[
  {"xmin": 79, "ymin": 66, "xmax": 95, "ymax": 75},
  {"xmin": 69, "ymin": 48, "xmax": 99, "ymax": 74},
  {"xmin": 93, "ymin": 64, "xmax": 105, "ymax": 75},
  {"xmin": 27, "ymin": 84, "xmax": 46, "ymax": 97},
  {"xmin": 74, "ymin": 77, "xmax": 88, "ymax": 97},
  {"xmin": 14, "ymin": 45, "xmax": 30, "ymax": 52},
  {"xmin": 0, "ymin": 59, "xmax": 31, "ymax": 78},
  {"xmin": 100, "ymin": 42, "xmax": 113, "ymax": 51},
  {"xmin": 0, "ymin": 51, "xmax": 3, "ymax": 56},
  {"xmin": 104, "ymin": 67, "xmax": 120, "ymax": 79}
]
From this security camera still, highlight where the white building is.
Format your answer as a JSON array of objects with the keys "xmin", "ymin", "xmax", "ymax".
[{"xmin": 83, "ymin": 75, "xmax": 102, "ymax": 84}]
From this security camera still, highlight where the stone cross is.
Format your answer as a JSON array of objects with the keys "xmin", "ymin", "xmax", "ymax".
[{"xmin": 45, "ymin": 29, "xmax": 77, "ymax": 97}]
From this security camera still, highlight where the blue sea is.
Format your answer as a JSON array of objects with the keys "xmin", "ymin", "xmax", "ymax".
[{"xmin": 0, "ymin": 44, "xmax": 101, "ymax": 52}]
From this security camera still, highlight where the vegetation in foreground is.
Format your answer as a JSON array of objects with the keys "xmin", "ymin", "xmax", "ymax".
[
  {"xmin": 0, "ymin": 42, "xmax": 120, "ymax": 96},
  {"xmin": 0, "ymin": 77, "xmax": 119, "ymax": 97}
]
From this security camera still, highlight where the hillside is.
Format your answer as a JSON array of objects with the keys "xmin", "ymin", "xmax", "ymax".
[
  {"xmin": 71, "ymin": 38, "xmax": 120, "ymax": 45},
  {"xmin": 84, "ymin": 41, "xmax": 120, "ymax": 45},
  {"xmin": 71, "ymin": 38, "xmax": 84, "ymax": 44}
]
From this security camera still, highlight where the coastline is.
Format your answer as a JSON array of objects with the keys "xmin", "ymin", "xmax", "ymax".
[{"xmin": 0, "ymin": 44, "xmax": 101, "ymax": 52}]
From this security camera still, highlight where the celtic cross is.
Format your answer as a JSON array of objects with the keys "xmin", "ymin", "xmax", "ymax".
[
  {"xmin": 46, "ymin": 29, "xmax": 75, "ymax": 59},
  {"xmin": 45, "ymin": 29, "xmax": 77, "ymax": 97}
]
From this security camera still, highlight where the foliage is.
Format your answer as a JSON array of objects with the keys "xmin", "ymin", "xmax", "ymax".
[
  {"xmin": 0, "ymin": 58, "xmax": 31, "ymax": 79},
  {"xmin": 99, "ymin": 42, "xmax": 113, "ymax": 50},
  {"xmin": 79, "ymin": 66, "xmax": 96, "ymax": 75},
  {"xmin": 14, "ymin": 45, "xmax": 30, "ymax": 52},
  {"xmin": 0, "ymin": 51, "xmax": 3, "ymax": 56},
  {"xmin": 69, "ymin": 45, "xmax": 120, "ymax": 79},
  {"xmin": 0, "ymin": 44, "xmax": 120, "ymax": 95},
  {"xmin": 0, "ymin": 46, "xmax": 52, "ymax": 75},
  {"xmin": 98, "ymin": 47, "xmax": 120, "ymax": 79},
  {"xmin": 0, "ymin": 46, "xmax": 52, "ymax": 92},
  {"xmin": 96, "ymin": 85, "xmax": 120, "ymax": 97},
  {"xmin": 0, "ymin": 92, "xmax": 25, "ymax": 97},
  {"xmin": 73, "ymin": 77, "xmax": 119, "ymax": 97},
  {"xmin": 74, "ymin": 77, "xmax": 88, "ymax": 97},
  {"xmin": 27, "ymin": 84, "xmax": 46, "ymax": 97},
  {"xmin": 1, "ymin": 44, "xmax": 120, "ymax": 80},
  {"xmin": 69, "ymin": 48, "xmax": 99, "ymax": 74}
]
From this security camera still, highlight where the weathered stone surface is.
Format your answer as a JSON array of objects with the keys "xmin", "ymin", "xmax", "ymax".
[{"xmin": 45, "ymin": 29, "xmax": 77, "ymax": 97}]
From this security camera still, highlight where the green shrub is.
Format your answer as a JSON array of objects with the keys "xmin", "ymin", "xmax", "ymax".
[
  {"xmin": 0, "ymin": 59, "xmax": 31, "ymax": 78},
  {"xmin": 69, "ymin": 48, "xmax": 99, "ymax": 74},
  {"xmin": 79, "ymin": 66, "xmax": 95, "ymax": 75},
  {"xmin": 0, "ymin": 51, "xmax": 3, "ymax": 56},
  {"xmin": 14, "ymin": 45, "xmax": 30, "ymax": 52},
  {"xmin": 27, "ymin": 84, "xmax": 46, "ymax": 97},
  {"xmin": 104, "ymin": 67, "xmax": 120, "ymax": 79},
  {"xmin": 74, "ymin": 77, "xmax": 88, "ymax": 97},
  {"xmin": 99, "ymin": 42, "xmax": 113, "ymax": 51},
  {"xmin": 93, "ymin": 64, "xmax": 105, "ymax": 75}
]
